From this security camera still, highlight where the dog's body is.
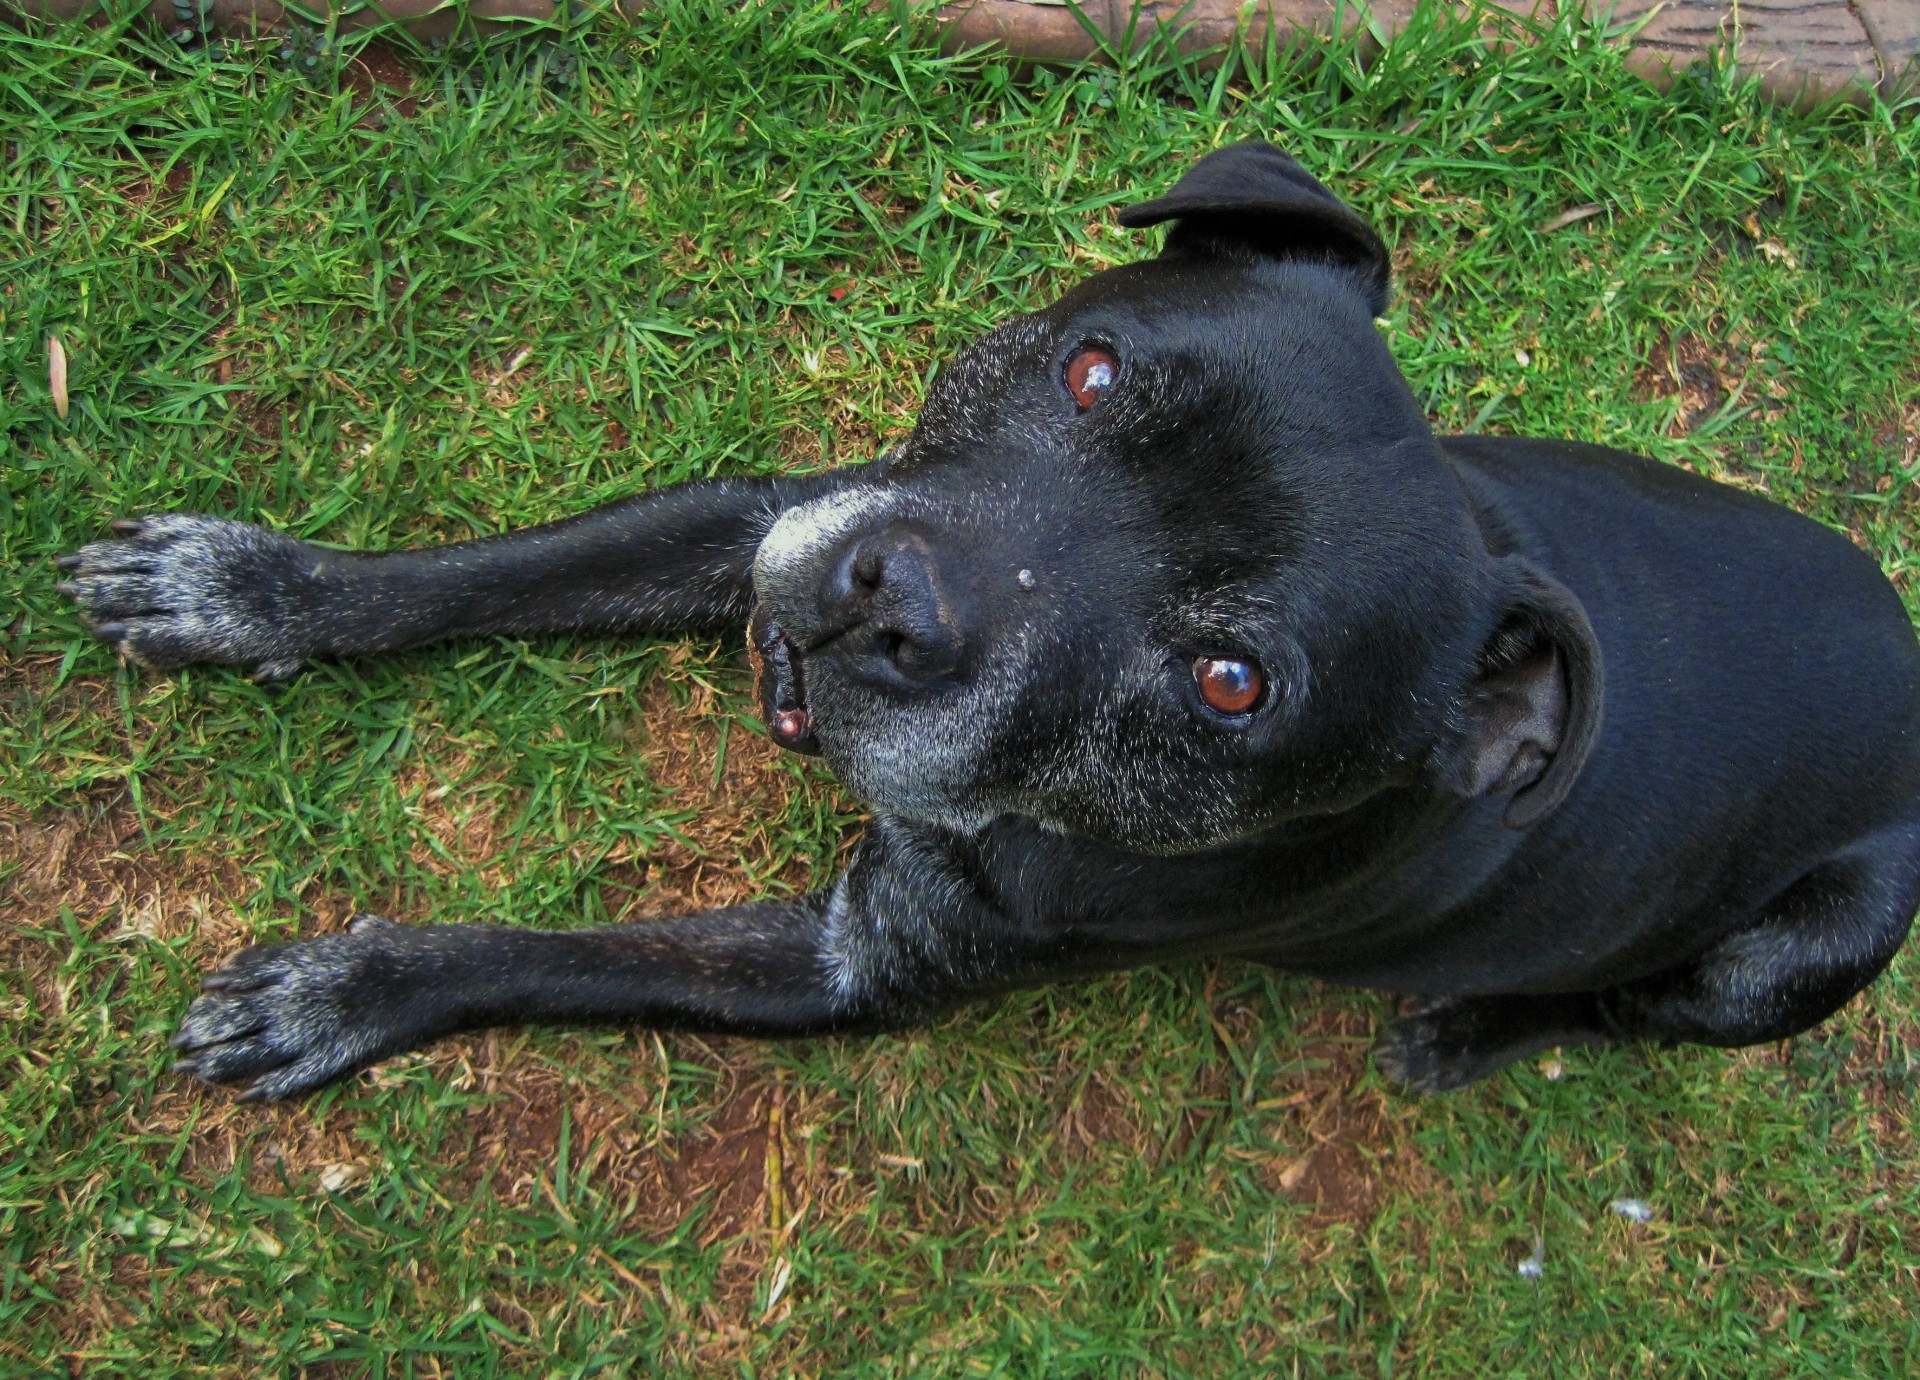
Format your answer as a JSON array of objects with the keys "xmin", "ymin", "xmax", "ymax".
[{"xmin": 59, "ymin": 144, "xmax": 1920, "ymax": 1100}]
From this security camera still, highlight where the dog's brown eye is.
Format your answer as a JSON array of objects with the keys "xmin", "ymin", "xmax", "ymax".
[
  {"xmin": 1195, "ymin": 656, "xmax": 1262, "ymax": 715},
  {"xmin": 1064, "ymin": 346, "xmax": 1117, "ymax": 410}
]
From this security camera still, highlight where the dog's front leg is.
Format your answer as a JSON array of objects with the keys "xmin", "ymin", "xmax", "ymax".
[
  {"xmin": 170, "ymin": 817, "xmax": 1028, "ymax": 1101},
  {"xmin": 168, "ymin": 903, "xmax": 853, "ymax": 1101},
  {"xmin": 57, "ymin": 472, "xmax": 845, "ymax": 679}
]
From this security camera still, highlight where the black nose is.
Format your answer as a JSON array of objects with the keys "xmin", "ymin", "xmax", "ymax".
[{"xmin": 822, "ymin": 526, "xmax": 964, "ymax": 681}]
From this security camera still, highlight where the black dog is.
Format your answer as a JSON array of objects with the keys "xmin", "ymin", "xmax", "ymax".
[{"xmin": 57, "ymin": 143, "xmax": 1920, "ymax": 1102}]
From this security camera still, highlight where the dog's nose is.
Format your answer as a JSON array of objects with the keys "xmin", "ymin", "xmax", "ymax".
[{"xmin": 822, "ymin": 526, "xmax": 964, "ymax": 681}]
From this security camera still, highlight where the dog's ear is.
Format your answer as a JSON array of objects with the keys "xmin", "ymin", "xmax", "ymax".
[
  {"xmin": 1117, "ymin": 142, "xmax": 1390, "ymax": 316},
  {"xmin": 1440, "ymin": 561, "xmax": 1604, "ymax": 830}
]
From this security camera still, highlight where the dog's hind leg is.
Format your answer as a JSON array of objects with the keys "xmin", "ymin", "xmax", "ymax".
[
  {"xmin": 1372, "ymin": 991, "xmax": 1610, "ymax": 1093},
  {"xmin": 57, "ymin": 472, "xmax": 845, "ymax": 679},
  {"xmin": 1596, "ymin": 821, "xmax": 1920, "ymax": 1052},
  {"xmin": 1376, "ymin": 820, "xmax": 1920, "ymax": 1092}
]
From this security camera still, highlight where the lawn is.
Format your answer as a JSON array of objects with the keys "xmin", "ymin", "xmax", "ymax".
[{"xmin": 2, "ymin": 2, "xmax": 1917, "ymax": 1374}]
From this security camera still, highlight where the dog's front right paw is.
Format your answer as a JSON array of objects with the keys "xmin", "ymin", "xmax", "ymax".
[
  {"xmin": 171, "ymin": 916, "xmax": 432, "ymax": 1100},
  {"xmin": 56, "ymin": 514, "xmax": 325, "ymax": 680}
]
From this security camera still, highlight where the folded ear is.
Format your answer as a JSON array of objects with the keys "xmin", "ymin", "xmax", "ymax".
[
  {"xmin": 1117, "ymin": 141, "xmax": 1390, "ymax": 316},
  {"xmin": 1439, "ymin": 560, "xmax": 1604, "ymax": 830}
]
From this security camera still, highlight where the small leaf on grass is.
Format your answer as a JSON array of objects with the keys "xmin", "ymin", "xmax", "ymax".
[
  {"xmin": 107, "ymin": 1209, "xmax": 283, "ymax": 1257},
  {"xmin": 48, "ymin": 335, "xmax": 68, "ymax": 420},
  {"xmin": 1540, "ymin": 203, "xmax": 1604, "ymax": 233},
  {"xmin": 1276, "ymin": 1155, "xmax": 1312, "ymax": 1192},
  {"xmin": 317, "ymin": 1161, "xmax": 369, "ymax": 1194}
]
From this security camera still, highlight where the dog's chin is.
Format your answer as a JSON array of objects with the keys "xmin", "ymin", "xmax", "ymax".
[{"xmin": 812, "ymin": 724, "xmax": 996, "ymax": 832}]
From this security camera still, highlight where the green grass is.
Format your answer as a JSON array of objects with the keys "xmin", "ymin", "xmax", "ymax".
[{"xmin": 4, "ymin": 1, "xmax": 1919, "ymax": 1374}]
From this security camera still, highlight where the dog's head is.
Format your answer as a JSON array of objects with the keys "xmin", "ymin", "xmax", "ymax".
[{"xmin": 752, "ymin": 143, "xmax": 1600, "ymax": 854}]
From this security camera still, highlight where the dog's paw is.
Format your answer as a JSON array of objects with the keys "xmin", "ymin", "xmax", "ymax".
[
  {"xmin": 171, "ymin": 916, "xmax": 429, "ymax": 1100},
  {"xmin": 1373, "ymin": 997, "xmax": 1522, "ymax": 1094},
  {"xmin": 56, "ymin": 514, "xmax": 324, "ymax": 680}
]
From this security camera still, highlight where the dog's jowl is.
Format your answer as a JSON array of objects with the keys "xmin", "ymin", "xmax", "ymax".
[{"xmin": 58, "ymin": 144, "xmax": 1920, "ymax": 1100}]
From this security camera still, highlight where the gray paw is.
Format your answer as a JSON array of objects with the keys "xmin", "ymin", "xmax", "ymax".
[
  {"xmin": 57, "ymin": 514, "xmax": 322, "ymax": 679},
  {"xmin": 172, "ymin": 916, "xmax": 426, "ymax": 1100},
  {"xmin": 1374, "ymin": 998, "xmax": 1509, "ymax": 1094}
]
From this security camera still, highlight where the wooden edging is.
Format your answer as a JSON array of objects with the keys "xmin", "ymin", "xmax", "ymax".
[{"xmin": 4, "ymin": 0, "xmax": 1915, "ymax": 110}]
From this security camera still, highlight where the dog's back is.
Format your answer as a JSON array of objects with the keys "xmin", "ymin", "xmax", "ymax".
[{"xmin": 1427, "ymin": 435, "xmax": 1920, "ymax": 987}]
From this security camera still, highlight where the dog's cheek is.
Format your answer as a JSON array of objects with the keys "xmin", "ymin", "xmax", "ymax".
[{"xmin": 1016, "ymin": 710, "xmax": 1253, "ymax": 853}]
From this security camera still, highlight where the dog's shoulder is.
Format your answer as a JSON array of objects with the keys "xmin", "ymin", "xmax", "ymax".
[{"xmin": 1435, "ymin": 434, "xmax": 1891, "ymax": 594}]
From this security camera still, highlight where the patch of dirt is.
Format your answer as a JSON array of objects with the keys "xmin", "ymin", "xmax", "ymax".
[
  {"xmin": 431, "ymin": 1041, "xmax": 676, "ymax": 1218},
  {"xmin": 118, "ymin": 162, "xmax": 196, "ymax": 218},
  {"xmin": 0, "ymin": 647, "xmax": 118, "ymax": 732},
  {"xmin": 395, "ymin": 748, "xmax": 513, "ymax": 894},
  {"xmin": 1630, "ymin": 332, "xmax": 1749, "ymax": 440},
  {"xmin": 1, "ymin": 793, "xmax": 259, "ymax": 1010},
  {"xmin": 471, "ymin": 344, "xmax": 546, "ymax": 414},
  {"xmin": 655, "ymin": 1072, "xmax": 776, "ymax": 1244},
  {"xmin": 1270, "ymin": 1098, "xmax": 1388, "ymax": 1226},
  {"xmin": 1872, "ymin": 384, "xmax": 1920, "ymax": 475},
  {"xmin": 1857, "ymin": 375, "xmax": 1920, "ymax": 586},
  {"xmin": 856, "ymin": 181, "xmax": 919, "ymax": 229},
  {"xmin": 1254, "ymin": 997, "xmax": 1435, "ymax": 1232},
  {"xmin": 1744, "ymin": 1271, "xmax": 1820, "ymax": 1337},
  {"xmin": 1628, "ymin": 326, "xmax": 1789, "ymax": 466},
  {"xmin": 623, "ymin": 664, "xmax": 818, "ymax": 914},
  {"xmin": 230, "ymin": 390, "xmax": 290, "ymax": 450},
  {"xmin": 343, "ymin": 42, "xmax": 419, "ymax": 124},
  {"xmin": 1058, "ymin": 1070, "xmax": 1140, "ymax": 1156},
  {"xmin": 1822, "ymin": 1001, "xmax": 1919, "ymax": 1196}
]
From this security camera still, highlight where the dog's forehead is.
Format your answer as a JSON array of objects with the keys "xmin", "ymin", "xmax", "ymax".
[
  {"xmin": 917, "ymin": 257, "xmax": 1392, "ymax": 434},
  {"xmin": 941, "ymin": 259, "xmax": 1270, "ymax": 371},
  {"xmin": 869, "ymin": 252, "xmax": 1449, "ymax": 638}
]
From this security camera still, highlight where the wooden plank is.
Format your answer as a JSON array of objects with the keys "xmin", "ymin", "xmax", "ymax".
[
  {"xmin": 938, "ymin": 0, "xmax": 1372, "ymax": 62},
  {"xmin": 7, "ymin": 0, "xmax": 1894, "ymax": 108},
  {"xmin": 1853, "ymin": 0, "xmax": 1920, "ymax": 97},
  {"xmin": 11, "ymin": 0, "xmax": 601, "ymax": 40},
  {"xmin": 1602, "ymin": 0, "xmax": 1879, "ymax": 109}
]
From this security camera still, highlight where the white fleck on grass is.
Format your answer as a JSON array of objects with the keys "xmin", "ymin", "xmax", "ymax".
[
  {"xmin": 1610, "ymin": 1197, "xmax": 1655, "ymax": 1223},
  {"xmin": 1516, "ymin": 1231, "xmax": 1545, "ymax": 1278}
]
